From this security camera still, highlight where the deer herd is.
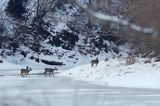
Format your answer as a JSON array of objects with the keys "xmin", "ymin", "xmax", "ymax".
[
  {"xmin": 19, "ymin": 58, "xmax": 100, "ymax": 77},
  {"xmin": 20, "ymin": 66, "xmax": 58, "ymax": 77},
  {"xmin": 19, "ymin": 54, "xmax": 153, "ymax": 77}
]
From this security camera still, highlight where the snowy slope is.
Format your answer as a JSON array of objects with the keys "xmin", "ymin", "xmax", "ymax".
[
  {"xmin": 0, "ymin": 57, "xmax": 160, "ymax": 89},
  {"xmin": 59, "ymin": 58, "xmax": 160, "ymax": 89},
  {"xmin": 0, "ymin": 0, "xmax": 123, "ymax": 66}
]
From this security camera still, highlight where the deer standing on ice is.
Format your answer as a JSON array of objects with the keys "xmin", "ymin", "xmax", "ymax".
[
  {"xmin": 44, "ymin": 67, "xmax": 57, "ymax": 77},
  {"xmin": 91, "ymin": 57, "xmax": 99, "ymax": 67},
  {"xmin": 20, "ymin": 66, "xmax": 32, "ymax": 77}
]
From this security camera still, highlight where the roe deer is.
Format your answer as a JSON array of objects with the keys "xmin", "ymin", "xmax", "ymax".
[
  {"xmin": 20, "ymin": 66, "xmax": 32, "ymax": 77},
  {"xmin": 91, "ymin": 57, "xmax": 99, "ymax": 67},
  {"xmin": 44, "ymin": 67, "xmax": 57, "ymax": 77}
]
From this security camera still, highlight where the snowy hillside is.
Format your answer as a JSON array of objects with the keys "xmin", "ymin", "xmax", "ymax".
[
  {"xmin": 0, "ymin": 0, "xmax": 125, "ymax": 66},
  {"xmin": 59, "ymin": 58, "xmax": 160, "ymax": 89}
]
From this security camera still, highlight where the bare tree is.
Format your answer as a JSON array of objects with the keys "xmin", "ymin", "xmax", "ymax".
[{"xmin": 68, "ymin": 0, "xmax": 160, "ymax": 57}]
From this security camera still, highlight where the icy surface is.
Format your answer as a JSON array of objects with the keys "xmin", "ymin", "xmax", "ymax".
[
  {"xmin": 0, "ymin": 61, "xmax": 160, "ymax": 106},
  {"xmin": 0, "ymin": 69, "xmax": 160, "ymax": 106}
]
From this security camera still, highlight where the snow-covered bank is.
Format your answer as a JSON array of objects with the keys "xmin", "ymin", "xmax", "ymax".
[
  {"xmin": 1, "ymin": 58, "xmax": 160, "ymax": 89},
  {"xmin": 58, "ymin": 58, "xmax": 160, "ymax": 89},
  {"xmin": 1, "ymin": 61, "xmax": 160, "ymax": 106}
]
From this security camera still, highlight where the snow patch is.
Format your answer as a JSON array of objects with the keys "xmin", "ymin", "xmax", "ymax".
[{"xmin": 59, "ymin": 58, "xmax": 160, "ymax": 89}]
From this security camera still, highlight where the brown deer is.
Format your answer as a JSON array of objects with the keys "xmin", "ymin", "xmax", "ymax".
[
  {"xmin": 44, "ymin": 67, "xmax": 57, "ymax": 77},
  {"xmin": 91, "ymin": 57, "xmax": 99, "ymax": 67},
  {"xmin": 20, "ymin": 66, "xmax": 32, "ymax": 77}
]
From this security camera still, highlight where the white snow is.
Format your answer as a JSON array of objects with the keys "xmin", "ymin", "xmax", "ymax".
[
  {"xmin": 0, "ymin": 0, "xmax": 9, "ymax": 11},
  {"xmin": 53, "ymin": 22, "xmax": 69, "ymax": 32},
  {"xmin": 1, "ymin": 56, "xmax": 160, "ymax": 89},
  {"xmin": 1, "ymin": 59, "xmax": 160, "ymax": 105},
  {"xmin": 58, "ymin": 58, "xmax": 160, "ymax": 89}
]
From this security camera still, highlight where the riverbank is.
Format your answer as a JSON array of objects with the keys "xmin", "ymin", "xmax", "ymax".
[{"xmin": 58, "ymin": 58, "xmax": 160, "ymax": 89}]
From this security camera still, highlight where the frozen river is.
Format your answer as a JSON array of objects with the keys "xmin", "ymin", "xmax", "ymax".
[{"xmin": 0, "ymin": 70, "xmax": 160, "ymax": 106}]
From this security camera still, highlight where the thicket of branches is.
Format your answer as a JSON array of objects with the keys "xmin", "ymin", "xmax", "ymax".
[{"xmin": 124, "ymin": 0, "xmax": 160, "ymax": 57}]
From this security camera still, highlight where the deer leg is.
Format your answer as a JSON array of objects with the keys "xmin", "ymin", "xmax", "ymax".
[
  {"xmin": 23, "ymin": 73, "xmax": 26, "ymax": 77},
  {"xmin": 26, "ymin": 73, "xmax": 28, "ymax": 77},
  {"xmin": 28, "ymin": 73, "xmax": 30, "ymax": 77},
  {"xmin": 49, "ymin": 72, "xmax": 51, "ymax": 77},
  {"xmin": 44, "ymin": 72, "xmax": 46, "ymax": 77},
  {"xmin": 22, "ymin": 73, "xmax": 24, "ymax": 77},
  {"xmin": 45, "ymin": 72, "xmax": 48, "ymax": 77},
  {"xmin": 21, "ymin": 73, "xmax": 23, "ymax": 77},
  {"xmin": 20, "ymin": 72, "xmax": 24, "ymax": 77},
  {"xmin": 52, "ymin": 72, "xmax": 55, "ymax": 77},
  {"xmin": 47, "ymin": 72, "xmax": 49, "ymax": 77}
]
